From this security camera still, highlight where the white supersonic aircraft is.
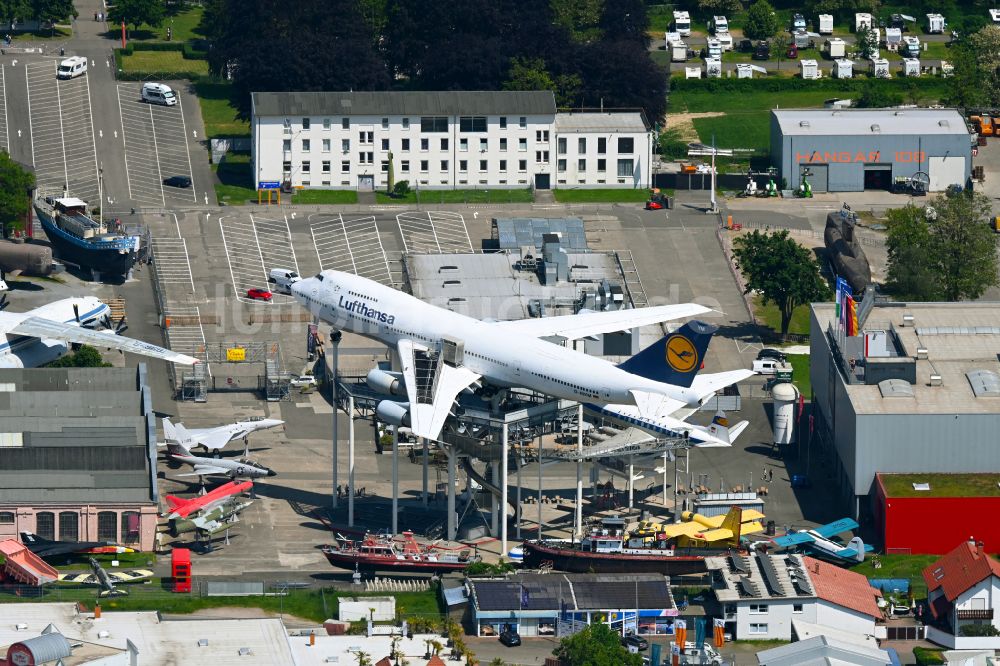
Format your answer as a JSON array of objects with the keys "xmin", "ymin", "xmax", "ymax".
[
  {"xmin": 0, "ymin": 295, "xmax": 198, "ymax": 367},
  {"xmin": 291, "ymin": 270, "xmax": 753, "ymax": 442}
]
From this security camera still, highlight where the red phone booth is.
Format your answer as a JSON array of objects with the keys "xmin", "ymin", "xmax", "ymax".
[{"xmin": 171, "ymin": 548, "xmax": 191, "ymax": 593}]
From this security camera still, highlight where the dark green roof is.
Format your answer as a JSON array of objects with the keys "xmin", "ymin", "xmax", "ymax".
[{"xmin": 252, "ymin": 90, "xmax": 557, "ymax": 118}]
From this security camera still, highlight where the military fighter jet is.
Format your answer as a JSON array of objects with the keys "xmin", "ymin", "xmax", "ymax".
[{"xmin": 161, "ymin": 416, "xmax": 283, "ymax": 454}]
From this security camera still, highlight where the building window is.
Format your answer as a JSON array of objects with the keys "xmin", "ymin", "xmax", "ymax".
[
  {"xmin": 500, "ymin": 116, "xmax": 508, "ymax": 129},
  {"xmin": 0, "ymin": 511, "xmax": 13, "ymax": 524},
  {"xmin": 558, "ymin": 159, "xmax": 567, "ymax": 172},
  {"xmin": 749, "ymin": 604, "xmax": 769, "ymax": 615},
  {"xmin": 36, "ymin": 512, "xmax": 54, "ymax": 540},
  {"xmin": 460, "ymin": 116, "xmax": 487, "ymax": 132},
  {"xmin": 360, "ymin": 131, "xmax": 373, "ymax": 144},
  {"xmin": 499, "ymin": 138, "xmax": 507, "ymax": 152},
  {"xmin": 460, "ymin": 138, "xmax": 468, "ymax": 152},
  {"xmin": 402, "ymin": 138, "xmax": 410, "ymax": 151},
  {"xmin": 479, "ymin": 138, "xmax": 488, "ymax": 152},
  {"xmin": 536, "ymin": 151, "xmax": 549, "ymax": 164},
  {"xmin": 479, "ymin": 159, "xmax": 487, "ymax": 171},
  {"xmin": 400, "ymin": 160, "xmax": 410, "ymax": 172},
  {"xmin": 282, "ymin": 161, "xmax": 291, "ymax": 174},
  {"xmin": 420, "ymin": 160, "xmax": 429, "ymax": 172},
  {"xmin": 420, "ymin": 116, "xmax": 448, "ymax": 132},
  {"xmin": 459, "ymin": 160, "xmax": 468, "ymax": 172},
  {"xmin": 97, "ymin": 511, "xmax": 117, "ymax": 542},
  {"xmin": 617, "ymin": 159, "xmax": 634, "ymax": 177},
  {"xmin": 59, "ymin": 511, "xmax": 78, "ymax": 542},
  {"xmin": 441, "ymin": 138, "xmax": 449, "ymax": 151},
  {"xmin": 519, "ymin": 116, "xmax": 527, "ymax": 128},
  {"xmin": 420, "ymin": 138, "xmax": 429, "ymax": 151},
  {"xmin": 301, "ymin": 161, "xmax": 311, "ymax": 173},
  {"xmin": 341, "ymin": 117, "xmax": 350, "ymax": 129},
  {"xmin": 302, "ymin": 118, "xmax": 311, "ymax": 130},
  {"xmin": 793, "ymin": 604, "xmax": 803, "ymax": 614},
  {"xmin": 282, "ymin": 139, "xmax": 291, "ymax": 152},
  {"xmin": 618, "ymin": 137, "xmax": 634, "ymax": 153},
  {"xmin": 536, "ymin": 130, "xmax": 549, "ymax": 142},
  {"xmin": 381, "ymin": 160, "xmax": 389, "ymax": 173},
  {"xmin": 381, "ymin": 138, "xmax": 389, "ymax": 151},
  {"xmin": 381, "ymin": 117, "xmax": 389, "ymax": 130},
  {"xmin": 578, "ymin": 137, "xmax": 587, "ymax": 153},
  {"xmin": 578, "ymin": 158, "xmax": 586, "ymax": 171},
  {"xmin": 120, "ymin": 511, "xmax": 140, "ymax": 544},
  {"xmin": 402, "ymin": 117, "xmax": 410, "ymax": 129},
  {"xmin": 598, "ymin": 137, "xmax": 607, "ymax": 154},
  {"xmin": 499, "ymin": 159, "xmax": 507, "ymax": 172},
  {"xmin": 342, "ymin": 161, "xmax": 350, "ymax": 173},
  {"xmin": 323, "ymin": 118, "xmax": 331, "ymax": 130},
  {"xmin": 749, "ymin": 623, "xmax": 768, "ymax": 635},
  {"xmin": 322, "ymin": 161, "xmax": 331, "ymax": 174},
  {"xmin": 322, "ymin": 139, "xmax": 331, "ymax": 152},
  {"xmin": 518, "ymin": 159, "xmax": 527, "ymax": 172},
  {"xmin": 342, "ymin": 139, "xmax": 350, "ymax": 152},
  {"xmin": 301, "ymin": 139, "xmax": 310, "ymax": 153},
  {"xmin": 360, "ymin": 152, "xmax": 373, "ymax": 164},
  {"xmin": 441, "ymin": 160, "xmax": 449, "ymax": 171},
  {"xmin": 597, "ymin": 158, "xmax": 606, "ymax": 172},
  {"xmin": 519, "ymin": 138, "xmax": 527, "ymax": 152},
  {"xmin": 557, "ymin": 137, "xmax": 567, "ymax": 154}
]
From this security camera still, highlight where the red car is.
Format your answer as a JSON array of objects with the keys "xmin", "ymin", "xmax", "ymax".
[{"xmin": 246, "ymin": 288, "xmax": 272, "ymax": 301}]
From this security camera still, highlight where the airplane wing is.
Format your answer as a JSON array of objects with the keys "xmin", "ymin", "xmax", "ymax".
[
  {"xmin": 741, "ymin": 509, "xmax": 767, "ymax": 523},
  {"xmin": 696, "ymin": 528, "xmax": 735, "ymax": 542},
  {"xmin": 398, "ymin": 339, "xmax": 480, "ymax": 441},
  {"xmin": 10, "ymin": 316, "xmax": 199, "ymax": 365},
  {"xmin": 187, "ymin": 428, "xmax": 233, "ymax": 451},
  {"xmin": 177, "ymin": 462, "xmax": 230, "ymax": 477},
  {"xmin": 739, "ymin": 521, "xmax": 766, "ymax": 537},
  {"xmin": 813, "ymin": 518, "xmax": 860, "ymax": 538},
  {"xmin": 103, "ymin": 568, "xmax": 154, "ymax": 583},
  {"xmin": 772, "ymin": 532, "xmax": 816, "ymax": 548},
  {"xmin": 690, "ymin": 369, "xmax": 757, "ymax": 400},
  {"xmin": 491, "ymin": 304, "xmax": 713, "ymax": 341},
  {"xmin": 658, "ymin": 522, "xmax": 708, "ymax": 539}
]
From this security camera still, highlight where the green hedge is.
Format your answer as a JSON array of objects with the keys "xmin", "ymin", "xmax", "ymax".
[
  {"xmin": 118, "ymin": 42, "xmax": 207, "ymax": 60},
  {"xmin": 668, "ymin": 77, "xmax": 949, "ymax": 95},
  {"xmin": 114, "ymin": 43, "xmax": 209, "ymax": 81}
]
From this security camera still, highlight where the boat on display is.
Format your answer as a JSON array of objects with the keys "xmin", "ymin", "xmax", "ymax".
[
  {"xmin": 32, "ymin": 196, "xmax": 141, "ymax": 277},
  {"xmin": 521, "ymin": 509, "xmax": 766, "ymax": 576},
  {"xmin": 321, "ymin": 531, "xmax": 481, "ymax": 573}
]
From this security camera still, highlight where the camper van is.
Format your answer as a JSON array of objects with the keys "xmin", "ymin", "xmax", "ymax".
[
  {"xmin": 673, "ymin": 10, "xmax": 691, "ymax": 36},
  {"xmin": 268, "ymin": 268, "xmax": 301, "ymax": 294},
  {"xmin": 56, "ymin": 56, "xmax": 87, "ymax": 80},
  {"xmin": 141, "ymin": 82, "xmax": 177, "ymax": 106}
]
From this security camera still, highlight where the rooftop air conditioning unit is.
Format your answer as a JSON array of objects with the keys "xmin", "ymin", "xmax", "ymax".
[
  {"xmin": 929, "ymin": 374, "xmax": 943, "ymax": 386},
  {"xmin": 902, "ymin": 314, "xmax": 914, "ymax": 326},
  {"xmin": 916, "ymin": 348, "xmax": 928, "ymax": 359}
]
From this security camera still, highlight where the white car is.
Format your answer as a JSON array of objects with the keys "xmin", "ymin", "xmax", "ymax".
[{"xmin": 289, "ymin": 374, "xmax": 317, "ymax": 388}]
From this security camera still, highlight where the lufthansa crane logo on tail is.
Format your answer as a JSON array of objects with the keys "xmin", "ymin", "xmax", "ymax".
[{"xmin": 665, "ymin": 334, "xmax": 698, "ymax": 373}]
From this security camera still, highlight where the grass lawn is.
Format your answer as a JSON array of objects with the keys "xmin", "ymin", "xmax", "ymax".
[
  {"xmin": 787, "ymin": 354, "xmax": 810, "ymax": 397},
  {"xmin": 752, "ymin": 296, "xmax": 810, "ymax": 338},
  {"xmin": 880, "ymin": 473, "xmax": 1000, "ymax": 498},
  {"xmin": 214, "ymin": 154, "xmax": 256, "ymax": 205},
  {"xmin": 851, "ymin": 554, "xmax": 940, "ymax": 600},
  {"xmin": 13, "ymin": 27, "xmax": 71, "ymax": 41},
  {"xmin": 374, "ymin": 189, "xmax": 533, "ymax": 204},
  {"xmin": 913, "ymin": 646, "xmax": 946, "ymax": 666},
  {"xmin": 670, "ymin": 89, "xmax": 836, "ymax": 115},
  {"xmin": 194, "ymin": 80, "xmax": 250, "ymax": 139},
  {"xmin": 163, "ymin": 6, "xmax": 205, "ymax": 43},
  {"xmin": 691, "ymin": 112, "xmax": 770, "ymax": 157},
  {"xmin": 121, "ymin": 50, "xmax": 208, "ymax": 76},
  {"xmin": 291, "ymin": 190, "xmax": 359, "ymax": 205},
  {"xmin": 553, "ymin": 188, "xmax": 650, "ymax": 203}
]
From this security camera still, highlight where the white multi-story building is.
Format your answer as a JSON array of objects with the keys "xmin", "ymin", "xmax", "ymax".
[
  {"xmin": 707, "ymin": 553, "xmax": 882, "ymax": 641},
  {"xmin": 250, "ymin": 91, "xmax": 652, "ymax": 192}
]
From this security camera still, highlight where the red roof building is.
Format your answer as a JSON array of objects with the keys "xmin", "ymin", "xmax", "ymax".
[
  {"xmin": 922, "ymin": 540, "xmax": 1000, "ymax": 649},
  {"xmin": 803, "ymin": 557, "xmax": 882, "ymax": 619}
]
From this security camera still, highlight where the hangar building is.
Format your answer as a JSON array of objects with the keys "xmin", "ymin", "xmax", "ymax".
[
  {"xmin": 771, "ymin": 108, "xmax": 972, "ymax": 193},
  {"xmin": 809, "ymin": 302, "xmax": 1000, "ymax": 524}
]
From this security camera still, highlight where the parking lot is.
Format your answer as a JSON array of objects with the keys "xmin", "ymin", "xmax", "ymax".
[
  {"xmin": 310, "ymin": 213, "xmax": 394, "ymax": 285},
  {"xmin": 396, "ymin": 210, "xmax": 473, "ymax": 253},
  {"xmin": 218, "ymin": 213, "xmax": 300, "ymax": 304},
  {"xmin": 117, "ymin": 83, "xmax": 197, "ymax": 206},
  {"xmin": 25, "ymin": 60, "xmax": 100, "ymax": 202}
]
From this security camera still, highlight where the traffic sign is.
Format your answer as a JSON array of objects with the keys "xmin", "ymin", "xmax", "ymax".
[{"xmin": 258, "ymin": 181, "xmax": 280, "ymax": 190}]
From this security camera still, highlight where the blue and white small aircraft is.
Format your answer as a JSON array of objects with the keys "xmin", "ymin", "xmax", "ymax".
[{"xmin": 771, "ymin": 518, "xmax": 875, "ymax": 563}]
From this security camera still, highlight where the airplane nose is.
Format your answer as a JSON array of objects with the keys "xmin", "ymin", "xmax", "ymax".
[{"xmin": 267, "ymin": 468, "xmax": 277, "ymax": 477}]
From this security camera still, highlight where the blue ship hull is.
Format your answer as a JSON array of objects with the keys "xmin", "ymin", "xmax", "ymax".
[{"xmin": 36, "ymin": 211, "xmax": 139, "ymax": 276}]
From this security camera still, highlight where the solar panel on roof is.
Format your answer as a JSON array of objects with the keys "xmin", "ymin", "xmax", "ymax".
[
  {"xmin": 730, "ymin": 554, "xmax": 749, "ymax": 575},
  {"xmin": 758, "ymin": 556, "xmax": 785, "ymax": 596},
  {"xmin": 738, "ymin": 577, "xmax": 759, "ymax": 598}
]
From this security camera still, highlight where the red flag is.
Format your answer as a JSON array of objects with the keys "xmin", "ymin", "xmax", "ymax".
[
  {"xmin": 798, "ymin": 392, "xmax": 805, "ymax": 419},
  {"xmin": 121, "ymin": 21, "xmax": 127, "ymax": 48}
]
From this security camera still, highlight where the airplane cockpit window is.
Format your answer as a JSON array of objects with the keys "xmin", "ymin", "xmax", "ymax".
[{"xmin": 315, "ymin": 274, "xmax": 324, "ymax": 281}]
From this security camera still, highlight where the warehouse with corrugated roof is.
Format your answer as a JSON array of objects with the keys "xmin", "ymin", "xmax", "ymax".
[{"xmin": 771, "ymin": 108, "xmax": 973, "ymax": 192}]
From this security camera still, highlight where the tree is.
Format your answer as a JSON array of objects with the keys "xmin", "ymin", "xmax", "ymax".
[
  {"xmin": 0, "ymin": 151, "xmax": 34, "ymax": 237},
  {"xmin": 31, "ymin": 0, "xmax": 76, "ymax": 24},
  {"xmin": 108, "ymin": 0, "xmax": 165, "ymax": 33},
  {"xmin": 697, "ymin": 0, "xmax": 742, "ymax": 13},
  {"xmin": 353, "ymin": 651, "xmax": 372, "ymax": 666},
  {"xmin": 555, "ymin": 623, "xmax": 643, "ymax": 666},
  {"xmin": 855, "ymin": 24, "xmax": 878, "ymax": 61},
  {"xmin": 504, "ymin": 57, "xmax": 556, "ymax": 93},
  {"xmin": 926, "ymin": 192, "xmax": 999, "ymax": 300},
  {"xmin": 855, "ymin": 80, "xmax": 902, "ymax": 108},
  {"xmin": 598, "ymin": 0, "xmax": 648, "ymax": 44},
  {"xmin": 744, "ymin": 0, "xmax": 780, "ymax": 40},
  {"xmin": 551, "ymin": 0, "xmax": 604, "ymax": 43},
  {"xmin": 46, "ymin": 345, "xmax": 112, "ymax": 368},
  {"xmin": 733, "ymin": 230, "xmax": 831, "ymax": 337},
  {"xmin": 489, "ymin": 659, "xmax": 506, "ymax": 666},
  {"xmin": 885, "ymin": 205, "xmax": 943, "ymax": 301}
]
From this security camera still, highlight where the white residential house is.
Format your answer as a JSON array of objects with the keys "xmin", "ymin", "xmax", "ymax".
[
  {"xmin": 250, "ymin": 91, "xmax": 653, "ymax": 192},
  {"xmin": 924, "ymin": 540, "xmax": 1000, "ymax": 649},
  {"xmin": 707, "ymin": 553, "xmax": 882, "ymax": 641}
]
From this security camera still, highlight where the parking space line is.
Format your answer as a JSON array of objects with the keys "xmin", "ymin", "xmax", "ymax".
[
  {"xmin": 82, "ymin": 72, "xmax": 100, "ymax": 203},
  {"xmin": 428, "ymin": 211, "xmax": 473, "ymax": 251},
  {"xmin": 150, "ymin": 236, "xmax": 196, "ymax": 294},
  {"xmin": 396, "ymin": 212, "xmax": 441, "ymax": 253},
  {"xmin": 174, "ymin": 95, "xmax": 197, "ymax": 202},
  {"xmin": 0, "ymin": 66, "xmax": 8, "ymax": 152},
  {"xmin": 116, "ymin": 84, "xmax": 165, "ymax": 205},
  {"xmin": 310, "ymin": 214, "xmax": 355, "ymax": 273},
  {"xmin": 115, "ymin": 85, "xmax": 134, "ymax": 201},
  {"xmin": 51, "ymin": 63, "xmax": 69, "ymax": 191},
  {"xmin": 23, "ymin": 66, "xmax": 33, "ymax": 166},
  {"xmin": 147, "ymin": 104, "xmax": 166, "ymax": 201},
  {"xmin": 310, "ymin": 214, "xmax": 393, "ymax": 286}
]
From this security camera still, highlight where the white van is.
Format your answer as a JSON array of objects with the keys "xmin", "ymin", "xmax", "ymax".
[
  {"xmin": 753, "ymin": 359, "xmax": 792, "ymax": 376},
  {"xmin": 57, "ymin": 56, "xmax": 87, "ymax": 80},
  {"xmin": 268, "ymin": 268, "xmax": 301, "ymax": 294},
  {"xmin": 141, "ymin": 82, "xmax": 177, "ymax": 106}
]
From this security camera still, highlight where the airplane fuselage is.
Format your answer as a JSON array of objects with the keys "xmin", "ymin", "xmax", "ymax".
[{"xmin": 294, "ymin": 271, "xmax": 700, "ymax": 406}]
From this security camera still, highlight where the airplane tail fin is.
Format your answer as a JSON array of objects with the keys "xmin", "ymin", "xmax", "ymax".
[
  {"xmin": 617, "ymin": 320, "xmax": 718, "ymax": 389},
  {"xmin": 164, "ymin": 495, "xmax": 185, "ymax": 511},
  {"xmin": 703, "ymin": 411, "xmax": 750, "ymax": 446},
  {"xmin": 721, "ymin": 506, "xmax": 743, "ymax": 538},
  {"xmin": 162, "ymin": 418, "xmax": 178, "ymax": 442},
  {"xmin": 849, "ymin": 536, "xmax": 866, "ymax": 562}
]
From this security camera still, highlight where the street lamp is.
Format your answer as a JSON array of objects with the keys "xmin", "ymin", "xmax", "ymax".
[
  {"xmin": 687, "ymin": 138, "xmax": 733, "ymax": 214},
  {"xmin": 330, "ymin": 329, "xmax": 342, "ymax": 510}
]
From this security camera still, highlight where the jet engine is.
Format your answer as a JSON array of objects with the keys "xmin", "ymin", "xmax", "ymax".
[
  {"xmin": 376, "ymin": 400, "xmax": 411, "ymax": 427},
  {"xmin": 366, "ymin": 368, "xmax": 406, "ymax": 396}
]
